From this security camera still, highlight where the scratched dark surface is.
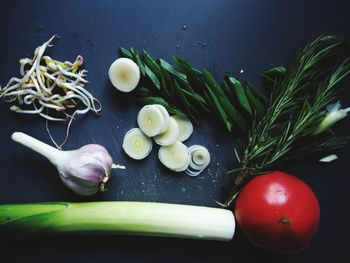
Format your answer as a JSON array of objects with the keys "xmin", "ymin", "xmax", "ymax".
[{"xmin": 0, "ymin": 0, "xmax": 350, "ymax": 262}]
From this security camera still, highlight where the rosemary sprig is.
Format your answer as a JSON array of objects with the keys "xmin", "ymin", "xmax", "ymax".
[
  {"xmin": 225, "ymin": 35, "xmax": 350, "ymax": 206},
  {"xmin": 119, "ymin": 48, "xmax": 267, "ymax": 133}
]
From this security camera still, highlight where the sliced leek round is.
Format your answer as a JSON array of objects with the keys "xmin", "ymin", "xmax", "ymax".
[
  {"xmin": 137, "ymin": 105, "xmax": 166, "ymax": 137},
  {"xmin": 123, "ymin": 128, "xmax": 153, "ymax": 160},
  {"xmin": 158, "ymin": 141, "xmax": 190, "ymax": 172},
  {"xmin": 173, "ymin": 115, "xmax": 193, "ymax": 142},
  {"xmin": 154, "ymin": 117, "xmax": 180, "ymax": 146},
  {"xmin": 153, "ymin": 104, "xmax": 170, "ymax": 133},
  {"xmin": 186, "ymin": 145, "xmax": 210, "ymax": 177},
  {"xmin": 109, "ymin": 58, "xmax": 140, "ymax": 92}
]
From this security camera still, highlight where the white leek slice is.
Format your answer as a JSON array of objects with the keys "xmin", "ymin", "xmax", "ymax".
[
  {"xmin": 109, "ymin": 58, "xmax": 140, "ymax": 92},
  {"xmin": 319, "ymin": 154, "xmax": 338, "ymax": 163},
  {"xmin": 174, "ymin": 157, "xmax": 192, "ymax": 172},
  {"xmin": 186, "ymin": 145, "xmax": 210, "ymax": 177},
  {"xmin": 158, "ymin": 141, "xmax": 190, "ymax": 172},
  {"xmin": 173, "ymin": 115, "xmax": 193, "ymax": 142},
  {"xmin": 154, "ymin": 117, "xmax": 180, "ymax": 146},
  {"xmin": 153, "ymin": 104, "xmax": 170, "ymax": 133},
  {"xmin": 137, "ymin": 105, "xmax": 166, "ymax": 137},
  {"xmin": 123, "ymin": 128, "xmax": 153, "ymax": 160}
]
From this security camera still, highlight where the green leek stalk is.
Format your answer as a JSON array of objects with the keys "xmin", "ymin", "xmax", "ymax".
[{"xmin": 0, "ymin": 202, "xmax": 235, "ymax": 241}]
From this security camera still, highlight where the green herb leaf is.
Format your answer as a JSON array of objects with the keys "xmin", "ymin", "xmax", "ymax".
[
  {"xmin": 144, "ymin": 65, "xmax": 160, "ymax": 90},
  {"xmin": 159, "ymin": 65, "xmax": 173, "ymax": 97},
  {"xmin": 219, "ymin": 96, "xmax": 246, "ymax": 131},
  {"xmin": 119, "ymin": 47, "xmax": 133, "ymax": 59},
  {"xmin": 202, "ymin": 70, "xmax": 226, "ymax": 99},
  {"xmin": 123, "ymin": 48, "xmax": 265, "ymax": 133},
  {"xmin": 261, "ymin": 66, "xmax": 286, "ymax": 90},
  {"xmin": 130, "ymin": 48, "xmax": 146, "ymax": 76},
  {"xmin": 243, "ymin": 82, "xmax": 266, "ymax": 118},
  {"xmin": 159, "ymin": 59, "xmax": 187, "ymax": 83},
  {"xmin": 172, "ymin": 56, "xmax": 202, "ymax": 75},
  {"xmin": 142, "ymin": 50, "xmax": 161, "ymax": 76},
  {"xmin": 174, "ymin": 80, "xmax": 202, "ymax": 126},
  {"xmin": 204, "ymin": 83, "xmax": 232, "ymax": 131},
  {"xmin": 226, "ymin": 73, "xmax": 253, "ymax": 115}
]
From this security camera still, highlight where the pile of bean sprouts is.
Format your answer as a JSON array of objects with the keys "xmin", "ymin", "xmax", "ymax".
[{"xmin": 0, "ymin": 35, "xmax": 101, "ymax": 149}]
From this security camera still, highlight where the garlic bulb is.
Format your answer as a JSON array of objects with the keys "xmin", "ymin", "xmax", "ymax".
[{"xmin": 11, "ymin": 132, "xmax": 124, "ymax": 196}]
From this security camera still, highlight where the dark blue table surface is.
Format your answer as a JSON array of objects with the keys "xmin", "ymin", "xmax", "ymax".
[{"xmin": 1, "ymin": 0, "xmax": 350, "ymax": 262}]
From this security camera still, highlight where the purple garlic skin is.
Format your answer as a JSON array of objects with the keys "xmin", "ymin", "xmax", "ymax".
[{"xmin": 57, "ymin": 144, "xmax": 113, "ymax": 196}]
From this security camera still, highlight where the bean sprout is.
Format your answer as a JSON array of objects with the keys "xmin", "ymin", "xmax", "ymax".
[{"xmin": 0, "ymin": 35, "xmax": 101, "ymax": 149}]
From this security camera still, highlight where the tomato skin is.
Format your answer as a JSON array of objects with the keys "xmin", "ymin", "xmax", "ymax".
[{"xmin": 234, "ymin": 171, "xmax": 320, "ymax": 253}]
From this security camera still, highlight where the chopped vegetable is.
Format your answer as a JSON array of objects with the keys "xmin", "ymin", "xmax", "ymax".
[
  {"xmin": 154, "ymin": 117, "xmax": 180, "ymax": 146},
  {"xmin": 158, "ymin": 141, "xmax": 190, "ymax": 172},
  {"xmin": 137, "ymin": 104, "xmax": 169, "ymax": 137},
  {"xmin": 11, "ymin": 132, "xmax": 123, "ymax": 196},
  {"xmin": 0, "ymin": 202, "xmax": 236, "ymax": 241},
  {"xmin": 173, "ymin": 115, "xmax": 193, "ymax": 142},
  {"xmin": 122, "ymin": 128, "xmax": 153, "ymax": 160},
  {"xmin": 108, "ymin": 58, "xmax": 140, "ymax": 92},
  {"xmin": 186, "ymin": 145, "xmax": 211, "ymax": 177},
  {"xmin": 0, "ymin": 35, "xmax": 101, "ymax": 149},
  {"xmin": 153, "ymin": 104, "xmax": 171, "ymax": 130},
  {"xmin": 123, "ymin": 104, "xmax": 206, "ymax": 174}
]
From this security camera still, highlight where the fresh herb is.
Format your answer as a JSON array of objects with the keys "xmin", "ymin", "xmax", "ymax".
[
  {"xmin": 119, "ymin": 49, "xmax": 267, "ymax": 132},
  {"xmin": 224, "ymin": 35, "xmax": 350, "ymax": 206}
]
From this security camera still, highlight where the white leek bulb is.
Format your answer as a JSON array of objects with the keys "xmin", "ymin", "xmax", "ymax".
[
  {"xmin": 314, "ymin": 101, "xmax": 350, "ymax": 135},
  {"xmin": 11, "ymin": 132, "xmax": 124, "ymax": 196}
]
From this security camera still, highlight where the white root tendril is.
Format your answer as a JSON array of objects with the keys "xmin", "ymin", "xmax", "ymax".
[{"xmin": 0, "ymin": 35, "xmax": 101, "ymax": 149}]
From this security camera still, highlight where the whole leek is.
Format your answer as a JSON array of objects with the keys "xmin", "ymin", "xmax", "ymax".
[{"xmin": 0, "ymin": 202, "xmax": 235, "ymax": 241}]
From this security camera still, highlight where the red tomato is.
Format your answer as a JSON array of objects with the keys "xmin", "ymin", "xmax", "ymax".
[{"xmin": 234, "ymin": 171, "xmax": 320, "ymax": 253}]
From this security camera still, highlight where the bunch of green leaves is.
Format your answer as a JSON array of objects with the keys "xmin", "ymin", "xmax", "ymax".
[
  {"xmin": 120, "ymin": 47, "xmax": 266, "ymax": 133},
  {"xmin": 224, "ymin": 35, "xmax": 350, "ymax": 205}
]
